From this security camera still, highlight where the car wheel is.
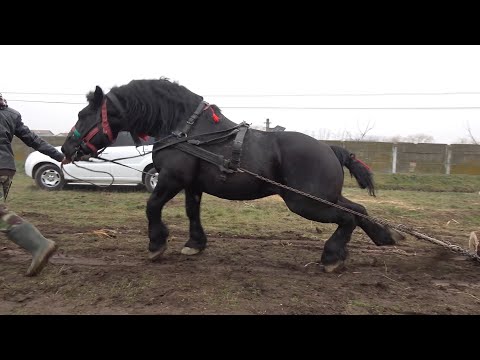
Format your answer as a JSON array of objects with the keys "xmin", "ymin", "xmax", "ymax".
[
  {"xmin": 34, "ymin": 164, "xmax": 66, "ymax": 191},
  {"xmin": 144, "ymin": 167, "xmax": 158, "ymax": 193}
]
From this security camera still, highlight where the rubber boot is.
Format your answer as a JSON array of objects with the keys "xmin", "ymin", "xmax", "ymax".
[{"xmin": 7, "ymin": 222, "xmax": 58, "ymax": 276}]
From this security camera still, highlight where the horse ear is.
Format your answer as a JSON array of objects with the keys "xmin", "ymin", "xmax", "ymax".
[
  {"xmin": 86, "ymin": 86, "xmax": 105, "ymax": 108},
  {"xmin": 93, "ymin": 86, "xmax": 104, "ymax": 107}
]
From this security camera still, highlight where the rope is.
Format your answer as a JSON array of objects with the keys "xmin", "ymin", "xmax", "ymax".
[{"xmin": 237, "ymin": 167, "xmax": 480, "ymax": 263}]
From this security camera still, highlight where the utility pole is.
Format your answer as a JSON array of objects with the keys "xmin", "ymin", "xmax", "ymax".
[{"xmin": 265, "ymin": 118, "xmax": 270, "ymax": 131}]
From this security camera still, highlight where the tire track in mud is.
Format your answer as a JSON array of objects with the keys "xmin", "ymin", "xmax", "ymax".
[
  {"xmin": 2, "ymin": 233, "xmax": 479, "ymax": 315},
  {"xmin": 0, "ymin": 234, "xmax": 447, "ymax": 273}
]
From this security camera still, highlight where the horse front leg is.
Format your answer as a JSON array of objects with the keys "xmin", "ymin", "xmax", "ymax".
[
  {"xmin": 181, "ymin": 189, "xmax": 207, "ymax": 256},
  {"xmin": 147, "ymin": 171, "xmax": 183, "ymax": 261}
]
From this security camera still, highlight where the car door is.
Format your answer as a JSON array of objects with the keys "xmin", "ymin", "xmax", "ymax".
[
  {"xmin": 62, "ymin": 149, "xmax": 115, "ymax": 183},
  {"xmin": 98, "ymin": 132, "xmax": 149, "ymax": 184}
]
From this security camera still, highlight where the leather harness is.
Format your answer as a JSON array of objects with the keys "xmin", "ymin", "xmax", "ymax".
[{"xmin": 153, "ymin": 101, "xmax": 249, "ymax": 178}]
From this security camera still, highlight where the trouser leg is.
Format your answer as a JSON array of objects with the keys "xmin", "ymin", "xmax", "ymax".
[{"xmin": 1, "ymin": 175, "xmax": 57, "ymax": 276}]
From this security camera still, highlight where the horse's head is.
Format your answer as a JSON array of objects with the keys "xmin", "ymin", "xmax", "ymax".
[{"xmin": 61, "ymin": 86, "xmax": 126, "ymax": 161}]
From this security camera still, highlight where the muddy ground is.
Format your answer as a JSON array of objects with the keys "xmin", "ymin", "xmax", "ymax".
[{"xmin": 1, "ymin": 213, "xmax": 479, "ymax": 315}]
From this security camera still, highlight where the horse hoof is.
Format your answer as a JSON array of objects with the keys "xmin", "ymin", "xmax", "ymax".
[
  {"xmin": 386, "ymin": 226, "xmax": 406, "ymax": 242},
  {"xmin": 181, "ymin": 247, "xmax": 201, "ymax": 256},
  {"xmin": 149, "ymin": 245, "xmax": 167, "ymax": 261},
  {"xmin": 323, "ymin": 261, "xmax": 345, "ymax": 273}
]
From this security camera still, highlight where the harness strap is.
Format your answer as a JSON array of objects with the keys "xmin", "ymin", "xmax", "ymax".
[
  {"xmin": 153, "ymin": 123, "xmax": 250, "ymax": 175},
  {"xmin": 153, "ymin": 135, "xmax": 194, "ymax": 153},
  {"xmin": 186, "ymin": 128, "xmax": 240, "ymax": 146},
  {"xmin": 179, "ymin": 101, "xmax": 209, "ymax": 136},
  {"xmin": 153, "ymin": 125, "xmax": 244, "ymax": 155},
  {"xmin": 173, "ymin": 143, "xmax": 234, "ymax": 174},
  {"xmin": 151, "ymin": 99, "xmax": 250, "ymax": 177},
  {"xmin": 84, "ymin": 127, "xmax": 100, "ymax": 142},
  {"xmin": 85, "ymin": 142, "xmax": 99, "ymax": 154},
  {"xmin": 101, "ymin": 101, "xmax": 114, "ymax": 142},
  {"xmin": 106, "ymin": 92, "xmax": 127, "ymax": 115},
  {"xmin": 81, "ymin": 126, "xmax": 100, "ymax": 153},
  {"xmin": 230, "ymin": 123, "xmax": 249, "ymax": 170}
]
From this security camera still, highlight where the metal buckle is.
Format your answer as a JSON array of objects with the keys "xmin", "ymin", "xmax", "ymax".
[{"xmin": 172, "ymin": 130, "xmax": 187, "ymax": 138}]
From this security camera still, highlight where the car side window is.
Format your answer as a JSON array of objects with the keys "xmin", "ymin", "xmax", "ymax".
[
  {"xmin": 108, "ymin": 132, "xmax": 156, "ymax": 147},
  {"xmin": 110, "ymin": 131, "xmax": 136, "ymax": 147}
]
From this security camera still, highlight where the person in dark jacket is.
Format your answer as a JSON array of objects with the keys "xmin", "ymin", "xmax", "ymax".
[{"xmin": 0, "ymin": 93, "xmax": 67, "ymax": 276}]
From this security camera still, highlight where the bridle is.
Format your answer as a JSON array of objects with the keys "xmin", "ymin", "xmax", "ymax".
[{"xmin": 72, "ymin": 92, "xmax": 127, "ymax": 158}]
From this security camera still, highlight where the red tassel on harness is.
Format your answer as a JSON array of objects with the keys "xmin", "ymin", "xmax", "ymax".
[
  {"xmin": 138, "ymin": 132, "xmax": 149, "ymax": 141},
  {"xmin": 211, "ymin": 108, "xmax": 220, "ymax": 123},
  {"xmin": 350, "ymin": 153, "xmax": 371, "ymax": 171}
]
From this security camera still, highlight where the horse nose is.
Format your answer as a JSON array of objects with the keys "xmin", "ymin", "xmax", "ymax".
[{"xmin": 61, "ymin": 144, "xmax": 72, "ymax": 159}]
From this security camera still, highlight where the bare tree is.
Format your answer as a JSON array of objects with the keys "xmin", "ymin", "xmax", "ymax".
[
  {"xmin": 455, "ymin": 137, "xmax": 473, "ymax": 144},
  {"xmin": 389, "ymin": 135, "xmax": 403, "ymax": 143},
  {"xmin": 356, "ymin": 119, "xmax": 375, "ymax": 141},
  {"xmin": 341, "ymin": 130, "xmax": 350, "ymax": 141},
  {"xmin": 384, "ymin": 133, "xmax": 435, "ymax": 143},
  {"xmin": 316, "ymin": 128, "xmax": 334, "ymax": 140},
  {"xmin": 466, "ymin": 121, "xmax": 478, "ymax": 145},
  {"xmin": 343, "ymin": 120, "xmax": 375, "ymax": 141},
  {"xmin": 403, "ymin": 133, "xmax": 435, "ymax": 143}
]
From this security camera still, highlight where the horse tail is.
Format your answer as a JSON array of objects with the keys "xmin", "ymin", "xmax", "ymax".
[{"xmin": 330, "ymin": 145, "xmax": 376, "ymax": 196}]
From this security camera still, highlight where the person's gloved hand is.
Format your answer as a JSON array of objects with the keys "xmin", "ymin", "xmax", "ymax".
[{"xmin": 61, "ymin": 157, "xmax": 71, "ymax": 165}]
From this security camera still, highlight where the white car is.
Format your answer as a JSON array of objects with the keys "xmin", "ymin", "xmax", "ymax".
[{"xmin": 24, "ymin": 132, "xmax": 158, "ymax": 192}]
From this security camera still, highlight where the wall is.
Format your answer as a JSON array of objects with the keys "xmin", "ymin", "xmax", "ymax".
[
  {"xmin": 449, "ymin": 144, "xmax": 480, "ymax": 175},
  {"xmin": 323, "ymin": 140, "xmax": 480, "ymax": 175}
]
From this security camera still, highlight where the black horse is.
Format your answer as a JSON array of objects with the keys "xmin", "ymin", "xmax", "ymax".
[{"xmin": 61, "ymin": 78, "xmax": 403, "ymax": 272}]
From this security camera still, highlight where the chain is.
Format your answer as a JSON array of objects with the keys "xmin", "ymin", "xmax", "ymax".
[{"xmin": 237, "ymin": 167, "xmax": 480, "ymax": 263}]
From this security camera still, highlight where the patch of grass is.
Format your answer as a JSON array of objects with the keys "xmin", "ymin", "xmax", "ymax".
[
  {"xmin": 8, "ymin": 173, "xmax": 480, "ymax": 243},
  {"xmin": 350, "ymin": 299, "xmax": 370, "ymax": 308},
  {"xmin": 343, "ymin": 173, "xmax": 480, "ymax": 193},
  {"xmin": 4, "ymin": 172, "xmax": 480, "ymax": 315}
]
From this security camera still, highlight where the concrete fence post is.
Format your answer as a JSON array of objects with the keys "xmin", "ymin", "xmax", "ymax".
[
  {"xmin": 445, "ymin": 145, "xmax": 452, "ymax": 175},
  {"xmin": 392, "ymin": 143, "xmax": 398, "ymax": 174}
]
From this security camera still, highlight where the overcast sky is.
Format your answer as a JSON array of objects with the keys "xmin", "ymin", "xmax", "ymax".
[{"xmin": 2, "ymin": 45, "xmax": 480, "ymax": 144}]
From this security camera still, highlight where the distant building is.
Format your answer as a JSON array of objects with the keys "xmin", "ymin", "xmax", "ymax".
[
  {"xmin": 32, "ymin": 130, "xmax": 54, "ymax": 136},
  {"xmin": 55, "ymin": 132, "xmax": 69, "ymax": 137},
  {"xmin": 269, "ymin": 125, "xmax": 286, "ymax": 132},
  {"xmin": 265, "ymin": 118, "xmax": 286, "ymax": 132}
]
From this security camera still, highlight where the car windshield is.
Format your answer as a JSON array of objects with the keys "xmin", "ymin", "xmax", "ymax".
[{"xmin": 110, "ymin": 132, "xmax": 156, "ymax": 147}]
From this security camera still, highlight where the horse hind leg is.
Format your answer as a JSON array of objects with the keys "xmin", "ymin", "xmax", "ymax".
[
  {"xmin": 320, "ymin": 210, "xmax": 357, "ymax": 273},
  {"xmin": 283, "ymin": 195, "xmax": 356, "ymax": 273},
  {"xmin": 181, "ymin": 189, "xmax": 208, "ymax": 256},
  {"xmin": 338, "ymin": 195, "xmax": 405, "ymax": 246}
]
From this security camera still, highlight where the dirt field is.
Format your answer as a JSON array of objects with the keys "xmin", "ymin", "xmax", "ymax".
[{"xmin": 1, "ymin": 208, "xmax": 479, "ymax": 314}]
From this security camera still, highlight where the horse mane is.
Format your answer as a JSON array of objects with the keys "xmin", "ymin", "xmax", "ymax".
[{"xmin": 108, "ymin": 78, "xmax": 204, "ymax": 136}]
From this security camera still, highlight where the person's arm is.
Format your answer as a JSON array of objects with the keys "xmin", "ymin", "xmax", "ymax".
[{"xmin": 14, "ymin": 115, "xmax": 65, "ymax": 162}]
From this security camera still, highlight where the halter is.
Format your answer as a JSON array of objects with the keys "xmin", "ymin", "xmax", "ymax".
[{"xmin": 75, "ymin": 93, "xmax": 126, "ymax": 155}]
